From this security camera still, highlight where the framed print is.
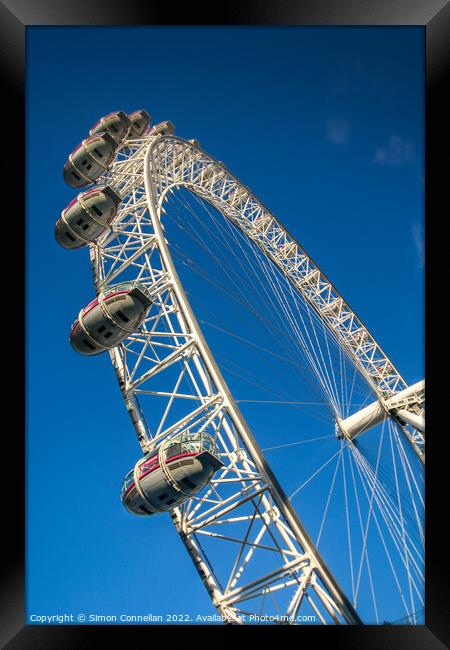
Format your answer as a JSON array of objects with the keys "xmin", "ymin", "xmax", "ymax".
[{"xmin": 2, "ymin": 1, "xmax": 448, "ymax": 647}]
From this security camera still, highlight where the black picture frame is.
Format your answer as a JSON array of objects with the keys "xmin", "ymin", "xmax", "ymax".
[{"xmin": 2, "ymin": 1, "xmax": 448, "ymax": 647}]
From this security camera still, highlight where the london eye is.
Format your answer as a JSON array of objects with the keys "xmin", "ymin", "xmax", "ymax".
[{"xmin": 55, "ymin": 109, "xmax": 425, "ymax": 625}]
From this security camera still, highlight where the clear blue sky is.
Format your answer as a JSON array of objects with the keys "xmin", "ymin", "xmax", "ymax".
[{"xmin": 26, "ymin": 26, "xmax": 424, "ymax": 624}]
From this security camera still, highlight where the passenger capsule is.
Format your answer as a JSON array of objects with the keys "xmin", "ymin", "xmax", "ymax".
[
  {"xmin": 127, "ymin": 110, "xmax": 151, "ymax": 137},
  {"xmin": 149, "ymin": 120, "xmax": 175, "ymax": 137},
  {"xmin": 121, "ymin": 432, "xmax": 223, "ymax": 516},
  {"xmin": 55, "ymin": 186, "xmax": 121, "ymax": 249},
  {"xmin": 70, "ymin": 282, "xmax": 152, "ymax": 355},
  {"xmin": 89, "ymin": 111, "xmax": 131, "ymax": 144},
  {"xmin": 188, "ymin": 138, "xmax": 200, "ymax": 147},
  {"xmin": 63, "ymin": 132, "xmax": 118, "ymax": 188}
]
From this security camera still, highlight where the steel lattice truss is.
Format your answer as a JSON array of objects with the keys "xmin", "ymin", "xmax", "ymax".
[{"xmin": 87, "ymin": 133, "xmax": 424, "ymax": 624}]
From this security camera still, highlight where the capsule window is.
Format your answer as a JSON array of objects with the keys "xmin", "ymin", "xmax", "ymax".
[
  {"xmin": 77, "ymin": 218, "xmax": 84, "ymax": 225},
  {"xmin": 117, "ymin": 310, "xmax": 130, "ymax": 323},
  {"xmin": 91, "ymin": 205, "xmax": 103, "ymax": 217},
  {"xmin": 93, "ymin": 148, "xmax": 103, "ymax": 158},
  {"xmin": 110, "ymin": 124, "xmax": 118, "ymax": 133},
  {"xmin": 82, "ymin": 224, "xmax": 89, "ymax": 231},
  {"xmin": 166, "ymin": 498, "xmax": 176, "ymax": 506},
  {"xmin": 104, "ymin": 331, "xmax": 113, "ymax": 339},
  {"xmin": 83, "ymin": 339, "xmax": 96, "ymax": 350},
  {"xmin": 166, "ymin": 444, "xmax": 181, "ymax": 459},
  {"xmin": 158, "ymin": 492, "xmax": 169, "ymax": 501},
  {"xmin": 66, "ymin": 232, "xmax": 76, "ymax": 242},
  {"xmin": 106, "ymin": 295, "xmax": 126, "ymax": 305},
  {"xmin": 72, "ymin": 171, "xmax": 81, "ymax": 180},
  {"xmin": 97, "ymin": 325, "xmax": 106, "ymax": 333},
  {"xmin": 139, "ymin": 504, "xmax": 152, "ymax": 514},
  {"xmin": 181, "ymin": 477, "xmax": 196, "ymax": 490}
]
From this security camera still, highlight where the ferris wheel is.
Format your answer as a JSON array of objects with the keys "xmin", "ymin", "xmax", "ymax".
[{"xmin": 56, "ymin": 109, "xmax": 425, "ymax": 625}]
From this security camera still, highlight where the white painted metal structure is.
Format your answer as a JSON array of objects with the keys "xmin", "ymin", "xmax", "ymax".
[{"xmin": 78, "ymin": 124, "xmax": 424, "ymax": 624}]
